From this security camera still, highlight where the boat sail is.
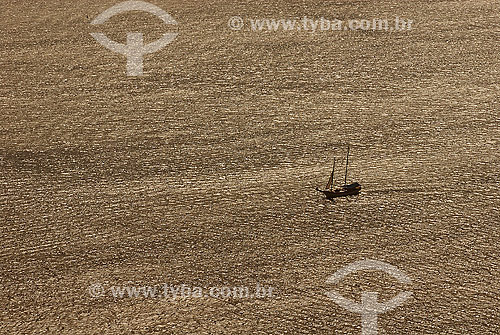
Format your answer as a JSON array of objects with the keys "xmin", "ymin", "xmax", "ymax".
[{"xmin": 325, "ymin": 158, "xmax": 335, "ymax": 190}]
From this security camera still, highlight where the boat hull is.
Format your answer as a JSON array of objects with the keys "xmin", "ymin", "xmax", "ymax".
[{"xmin": 317, "ymin": 185, "xmax": 361, "ymax": 199}]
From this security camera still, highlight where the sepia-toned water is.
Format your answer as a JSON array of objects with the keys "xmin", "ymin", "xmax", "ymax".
[{"xmin": 1, "ymin": 0, "xmax": 499, "ymax": 334}]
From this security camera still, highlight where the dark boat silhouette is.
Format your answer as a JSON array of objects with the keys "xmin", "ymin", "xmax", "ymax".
[{"xmin": 316, "ymin": 145, "xmax": 362, "ymax": 199}]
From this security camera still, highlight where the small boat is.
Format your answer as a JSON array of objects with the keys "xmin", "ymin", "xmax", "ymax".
[{"xmin": 316, "ymin": 145, "xmax": 362, "ymax": 199}]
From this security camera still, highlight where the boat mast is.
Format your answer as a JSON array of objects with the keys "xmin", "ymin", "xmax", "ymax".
[
  {"xmin": 331, "ymin": 158, "xmax": 335, "ymax": 191},
  {"xmin": 344, "ymin": 145, "xmax": 350, "ymax": 185}
]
